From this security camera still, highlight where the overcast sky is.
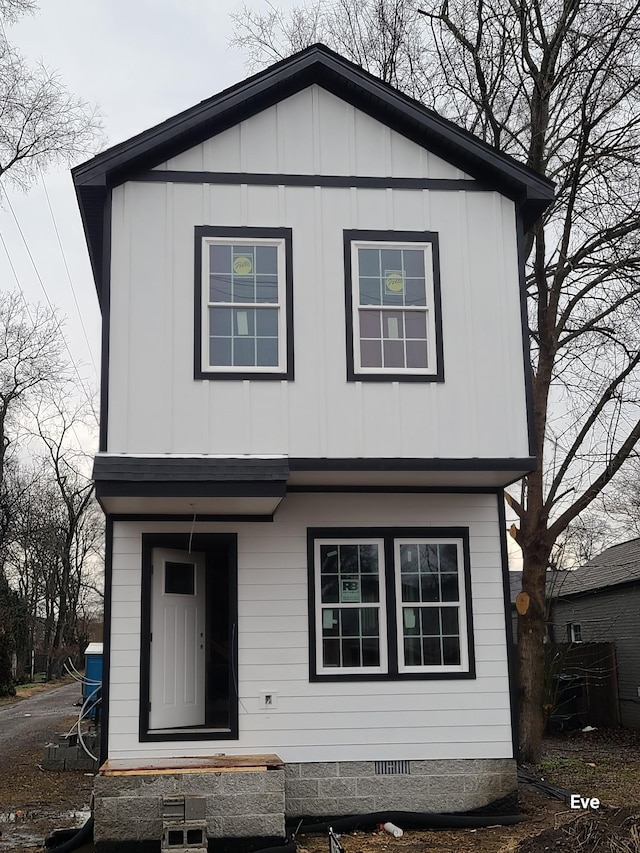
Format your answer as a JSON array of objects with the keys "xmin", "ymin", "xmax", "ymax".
[
  {"xmin": 0, "ymin": 2, "xmax": 526, "ymax": 566},
  {"xmin": 0, "ymin": 0, "xmax": 285, "ymax": 401}
]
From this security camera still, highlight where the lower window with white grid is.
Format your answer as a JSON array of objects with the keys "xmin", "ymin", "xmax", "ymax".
[{"xmin": 309, "ymin": 528, "xmax": 474, "ymax": 681}]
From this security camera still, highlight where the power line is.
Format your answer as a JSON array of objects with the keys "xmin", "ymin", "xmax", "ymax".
[
  {"xmin": 0, "ymin": 226, "xmax": 36, "ymax": 325},
  {"xmin": 40, "ymin": 173, "xmax": 99, "ymax": 379},
  {"xmin": 3, "ymin": 192, "xmax": 99, "ymax": 424}
]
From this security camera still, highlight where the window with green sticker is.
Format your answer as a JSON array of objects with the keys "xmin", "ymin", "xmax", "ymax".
[{"xmin": 309, "ymin": 528, "xmax": 473, "ymax": 680}]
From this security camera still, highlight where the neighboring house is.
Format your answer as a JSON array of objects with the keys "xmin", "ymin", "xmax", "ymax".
[
  {"xmin": 73, "ymin": 44, "xmax": 553, "ymax": 847},
  {"xmin": 548, "ymin": 539, "xmax": 640, "ymax": 729}
]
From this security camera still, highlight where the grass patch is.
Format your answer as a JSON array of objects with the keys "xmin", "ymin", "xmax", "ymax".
[
  {"xmin": 0, "ymin": 675, "xmax": 74, "ymax": 707},
  {"xmin": 538, "ymin": 755, "xmax": 585, "ymax": 774}
]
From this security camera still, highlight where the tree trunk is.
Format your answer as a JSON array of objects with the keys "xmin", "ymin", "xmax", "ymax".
[{"xmin": 516, "ymin": 543, "xmax": 552, "ymax": 763}]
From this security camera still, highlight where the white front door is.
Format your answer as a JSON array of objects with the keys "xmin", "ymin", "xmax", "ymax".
[{"xmin": 149, "ymin": 548, "xmax": 206, "ymax": 729}]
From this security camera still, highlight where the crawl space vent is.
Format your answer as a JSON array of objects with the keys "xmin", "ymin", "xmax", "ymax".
[{"xmin": 374, "ymin": 760, "xmax": 410, "ymax": 775}]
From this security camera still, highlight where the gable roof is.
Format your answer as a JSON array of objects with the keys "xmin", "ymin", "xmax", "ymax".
[
  {"xmin": 73, "ymin": 42, "xmax": 555, "ymax": 305},
  {"xmin": 548, "ymin": 538, "xmax": 640, "ymax": 600}
]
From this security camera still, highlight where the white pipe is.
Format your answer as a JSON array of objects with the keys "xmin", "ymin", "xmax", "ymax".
[{"xmin": 383, "ymin": 823, "xmax": 403, "ymax": 838}]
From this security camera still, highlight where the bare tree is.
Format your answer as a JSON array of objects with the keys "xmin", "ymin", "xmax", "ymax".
[
  {"xmin": 232, "ymin": 0, "xmax": 435, "ymax": 100},
  {"xmin": 3, "ymin": 402, "xmax": 102, "ymax": 682},
  {"xmin": 0, "ymin": 1, "xmax": 36, "ymax": 24},
  {"xmin": 0, "ymin": 290, "xmax": 68, "ymax": 494},
  {"xmin": 0, "ymin": 2, "xmax": 101, "ymax": 190},
  {"xmin": 33, "ymin": 394, "xmax": 99, "ymax": 677},
  {"xmin": 232, "ymin": 0, "xmax": 640, "ymax": 761}
]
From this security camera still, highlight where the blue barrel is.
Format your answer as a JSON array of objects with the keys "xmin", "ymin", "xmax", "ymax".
[{"xmin": 83, "ymin": 642, "xmax": 103, "ymax": 720}]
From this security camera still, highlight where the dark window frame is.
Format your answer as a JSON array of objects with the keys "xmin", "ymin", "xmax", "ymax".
[
  {"xmin": 568, "ymin": 622, "xmax": 583, "ymax": 643},
  {"xmin": 139, "ymin": 532, "xmax": 239, "ymax": 742},
  {"xmin": 194, "ymin": 226, "xmax": 294, "ymax": 380},
  {"xmin": 307, "ymin": 526, "xmax": 475, "ymax": 682},
  {"xmin": 344, "ymin": 230, "xmax": 444, "ymax": 383}
]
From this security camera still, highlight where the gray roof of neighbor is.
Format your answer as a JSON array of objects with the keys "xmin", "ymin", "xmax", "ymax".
[{"xmin": 510, "ymin": 539, "xmax": 640, "ymax": 603}]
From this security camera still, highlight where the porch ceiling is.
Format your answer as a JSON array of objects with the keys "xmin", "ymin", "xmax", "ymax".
[{"xmin": 93, "ymin": 454, "xmax": 288, "ymax": 517}]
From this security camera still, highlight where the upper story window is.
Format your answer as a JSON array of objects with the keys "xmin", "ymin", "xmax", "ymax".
[
  {"xmin": 195, "ymin": 227, "xmax": 293, "ymax": 380},
  {"xmin": 344, "ymin": 230, "xmax": 443, "ymax": 382}
]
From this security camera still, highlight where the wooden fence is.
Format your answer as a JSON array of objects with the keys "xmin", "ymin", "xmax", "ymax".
[{"xmin": 544, "ymin": 642, "xmax": 620, "ymax": 730}]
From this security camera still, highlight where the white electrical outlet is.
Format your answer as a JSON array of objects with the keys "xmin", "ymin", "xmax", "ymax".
[{"xmin": 259, "ymin": 691, "xmax": 278, "ymax": 710}]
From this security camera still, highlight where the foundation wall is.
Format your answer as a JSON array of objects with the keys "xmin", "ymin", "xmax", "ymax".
[
  {"xmin": 93, "ymin": 767, "xmax": 285, "ymax": 844},
  {"xmin": 284, "ymin": 758, "xmax": 517, "ymax": 816},
  {"xmin": 93, "ymin": 758, "xmax": 517, "ymax": 844}
]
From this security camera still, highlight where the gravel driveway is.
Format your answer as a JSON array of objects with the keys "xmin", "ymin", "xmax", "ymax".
[
  {"xmin": 0, "ymin": 682, "xmax": 94, "ymax": 853},
  {"xmin": 0, "ymin": 681, "xmax": 82, "ymax": 759}
]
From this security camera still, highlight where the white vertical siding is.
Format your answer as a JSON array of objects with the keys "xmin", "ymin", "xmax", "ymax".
[
  {"xmin": 108, "ymin": 176, "xmax": 528, "ymax": 458},
  {"xmin": 107, "ymin": 492, "xmax": 514, "ymax": 762},
  {"xmin": 156, "ymin": 87, "xmax": 472, "ymax": 180}
]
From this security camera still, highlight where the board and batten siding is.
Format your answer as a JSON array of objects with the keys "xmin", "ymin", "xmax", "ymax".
[
  {"xmin": 107, "ymin": 492, "xmax": 514, "ymax": 761},
  {"xmin": 107, "ymin": 85, "xmax": 529, "ymax": 460},
  {"xmin": 551, "ymin": 587, "xmax": 640, "ymax": 729},
  {"xmin": 152, "ymin": 85, "xmax": 473, "ymax": 179}
]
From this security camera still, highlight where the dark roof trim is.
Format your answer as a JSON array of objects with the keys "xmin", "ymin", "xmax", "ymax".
[
  {"xmin": 135, "ymin": 171, "xmax": 483, "ymax": 191},
  {"xmin": 288, "ymin": 457, "xmax": 536, "ymax": 472},
  {"xmin": 92, "ymin": 455, "xmax": 289, "ymax": 482},
  {"xmin": 551, "ymin": 576, "xmax": 640, "ymax": 602},
  {"xmin": 73, "ymin": 43, "xmax": 554, "ymax": 302},
  {"xmin": 95, "ymin": 481, "xmax": 286, "ymax": 499}
]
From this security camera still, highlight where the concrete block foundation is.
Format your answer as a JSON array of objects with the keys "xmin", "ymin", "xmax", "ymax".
[
  {"xmin": 94, "ymin": 757, "xmax": 286, "ymax": 848},
  {"xmin": 94, "ymin": 756, "xmax": 516, "ymax": 846},
  {"xmin": 285, "ymin": 758, "xmax": 517, "ymax": 817}
]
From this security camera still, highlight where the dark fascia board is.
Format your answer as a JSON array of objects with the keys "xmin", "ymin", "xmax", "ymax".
[
  {"xmin": 92, "ymin": 455, "xmax": 289, "ymax": 482},
  {"xmin": 73, "ymin": 44, "xmax": 554, "ymax": 301},
  {"xmin": 288, "ymin": 457, "xmax": 536, "ymax": 472},
  {"xmin": 92, "ymin": 456, "xmax": 289, "ymax": 499},
  {"xmin": 95, "ymin": 481, "xmax": 287, "ymax": 500}
]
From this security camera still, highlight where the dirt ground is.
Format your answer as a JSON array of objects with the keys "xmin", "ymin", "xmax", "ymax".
[{"xmin": 1, "ymin": 692, "xmax": 639, "ymax": 853}]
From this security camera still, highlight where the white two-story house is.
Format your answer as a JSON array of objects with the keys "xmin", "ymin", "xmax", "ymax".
[{"xmin": 73, "ymin": 44, "xmax": 553, "ymax": 847}]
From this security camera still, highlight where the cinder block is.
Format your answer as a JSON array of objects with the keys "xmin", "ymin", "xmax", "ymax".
[
  {"xmin": 185, "ymin": 797, "xmax": 206, "ymax": 821},
  {"xmin": 410, "ymin": 759, "xmax": 464, "ymax": 775},
  {"xmin": 68, "ymin": 757, "xmax": 98, "ymax": 771},
  {"xmin": 95, "ymin": 814, "xmax": 161, "ymax": 843},
  {"xmin": 338, "ymin": 761, "xmax": 375, "ymax": 778},
  {"xmin": 117, "ymin": 795, "xmax": 161, "ymax": 822},
  {"xmin": 332, "ymin": 796, "xmax": 376, "ymax": 815},
  {"xmin": 95, "ymin": 775, "xmax": 143, "ymax": 796},
  {"xmin": 299, "ymin": 762, "xmax": 339, "ymax": 778},
  {"xmin": 176, "ymin": 774, "xmax": 222, "ymax": 795},
  {"xmin": 263, "ymin": 769, "xmax": 285, "ymax": 793},
  {"xmin": 354, "ymin": 776, "xmax": 395, "ymax": 798},
  {"xmin": 231, "ymin": 793, "xmax": 286, "ymax": 815},
  {"xmin": 317, "ymin": 778, "xmax": 357, "ymax": 799},
  {"xmin": 141, "ymin": 775, "xmax": 181, "ymax": 796},
  {"xmin": 53, "ymin": 747, "xmax": 74, "ymax": 760},
  {"xmin": 162, "ymin": 820, "xmax": 207, "ymax": 851},
  {"xmin": 284, "ymin": 763, "xmax": 301, "ymax": 780},
  {"xmin": 94, "ymin": 797, "xmax": 119, "ymax": 825},
  {"xmin": 221, "ymin": 813, "xmax": 285, "ymax": 838},
  {"xmin": 286, "ymin": 797, "xmax": 338, "ymax": 817},
  {"xmin": 205, "ymin": 815, "xmax": 224, "ymax": 838},
  {"xmin": 284, "ymin": 779, "xmax": 319, "ymax": 799},
  {"xmin": 392, "ymin": 776, "xmax": 430, "ymax": 796},
  {"xmin": 430, "ymin": 775, "xmax": 466, "ymax": 795},
  {"xmin": 41, "ymin": 758, "xmax": 66, "ymax": 771},
  {"xmin": 221, "ymin": 773, "xmax": 266, "ymax": 794}
]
